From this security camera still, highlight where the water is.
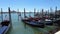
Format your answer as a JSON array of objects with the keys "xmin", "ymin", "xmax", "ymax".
[{"xmin": 0, "ymin": 13, "xmax": 57, "ymax": 34}]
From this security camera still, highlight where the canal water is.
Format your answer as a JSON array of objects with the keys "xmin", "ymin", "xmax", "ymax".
[{"xmin": 0, "ymin": 13, "xmax": 57, "ymax": 34}]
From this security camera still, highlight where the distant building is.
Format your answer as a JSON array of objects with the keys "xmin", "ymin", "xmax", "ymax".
[{"xmin": 11, "ymin": 10, "xmax": 16, "ymax": 13}]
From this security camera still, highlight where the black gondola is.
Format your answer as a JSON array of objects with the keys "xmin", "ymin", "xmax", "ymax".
[
  {"xmin": 22, "ymin": 18, "xmax": 45, "ymax": 28},
  {"xmin": 0, "ymin": 7, "xmax": 11, "ymax": 34},
  {"xmin": 53, "ymin": 18, "xmax": 60, "ymax": 26},
  {"xmin": 45, "ymin": 19, "xmax": 53, "ymax": 25},
  {"xmin": 0, "ymin": 20, "xmax": 10, "ymax": 34}
]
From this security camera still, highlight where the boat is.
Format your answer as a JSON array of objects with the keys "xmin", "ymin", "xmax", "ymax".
[
  {"xmin": 22, "ymin": 17, "xmax": 45, "ymax": 28},
  {"xmin": 53, "ymin": 18, "xmax": 60, "ymax": 26},
  {"xmin": 0, "ymin": 20, "xmax": 10, "ymax": 34},
  {"xmin": 45, "ymin": 19, "xmax": 53, "ymax": 25}
]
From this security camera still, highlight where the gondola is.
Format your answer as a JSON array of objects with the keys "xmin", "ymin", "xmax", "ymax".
[
  {"xmin": 53, "ymin": 18, "xmax": 60, "ymax": 26},
  {"xmin": 45, "ymin": 19, "xmax": 53, "ymax": 25},
  {"xmin": 22, "ymin": 17, "xmax": 45, "ymax": 28},
  {"xmin": 0, "ymin": 20, "xmax": 10, "ymax": 34}
]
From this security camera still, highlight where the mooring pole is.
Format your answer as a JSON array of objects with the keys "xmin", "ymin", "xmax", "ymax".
[
  {"xmin": 1, "ymin": 8, "xmax": 3, "ymax": 22},
  {"xmin": 42, "ymin": 9, "xmax": 44, "ymax": 20},
  {"xmin": 29, "ymin": 11, "xmax": 31, "ymax": 17},
  {"xmin": 50, "ymin": 7, "xmax": 53, "ymax": 19},
  {"xmin": 55, "ymin": 6, "xmax": 57, "ymax": 19},
  {"xmin": 48, "ymin": 10, "xmax": 49, "ymax": 19},
  {"xmin": 18, "ymin": 9, "xmax": 19, "ymax": 21},
  {"xmin": 24, "ymin": 8, "xmax": 26, "ymax": 28},
  {"xmin": 18, "ymin": 9, "xmax": 21, "ymax": 21},
  {"xmin": 8, "ymin": 7, "xmax": 12, "ymax": 25},
  {"xmin": 18, "ymin": 9, "xmax": 21, "ymax": 16},
  {"xmin": 24, "ymin": 8, "xmax": 26, "ymax": 18},
  {"xmin": 34, "ymin": 8, "xmax": 36, "ymax": 17}
]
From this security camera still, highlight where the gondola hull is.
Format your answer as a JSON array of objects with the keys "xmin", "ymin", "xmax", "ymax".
[
  {"xmin": 45, "ymin": 21, "xmax": 53, "ymax": 25},
  {"xmin": 22, "ymin": 19, "xmax": 45, "ymax": 28},
  {"xmin": 0, "ymin": 21, "xmax": 10, "ymax": 34}
]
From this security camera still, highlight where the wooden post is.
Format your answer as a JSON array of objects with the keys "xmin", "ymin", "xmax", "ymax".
[
  {"xmin": 48, "ymin": 10, "xmax": 49, "ymax": 19},
  {"xmin": 34, "ymin": 8, "xmax": 36, "ymax": 16},
  {"xmin": 29, "ymin": 11, "xmax": 31, "ymax": 17},
  {"xmin": 50, "ymin": 7, "xmax": 53, "ymax": 13},
  {"xmin": 24, "ymin": 8, "xmax": 26, "ymax": 18},
  {"xmin": 42, "ymin": 9, "xmax": 44, "ymax": 19},
  {"xmin": 37, "ymin": 9, "xmax": 39, "ymax": 17},
  {"xmin": 17, "ymin": 9, "xmax": 21, "ymax": 21},
  {"xmin": 55, "ymin": 6, "xmax": 57, "ymax": 18},
  {"xmin": 50, "ymin": 7, "xmax": 53, "ymax": 18},
  {"xmin": 18, "ymin": 9, "xmax": 21, "ymax": 16},
  {"xmin": 1, "ymin": 8, "xmax": 3, "ymax": 22},
  {"xmin": 8, "ymin": 7, "xmax": 12, "ymax": 25},
  {"xmin": 18, "ymin": 9, "xmax": 19, "ymax": 21},
  {"xmin": 24, "ymin": 8, "xmax": 27, "ymax": 28},
  {"xmin": 45, "ymin": 11, "xmax": 47, "ymax": 17}
]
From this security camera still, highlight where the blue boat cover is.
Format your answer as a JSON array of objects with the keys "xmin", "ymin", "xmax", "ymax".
[{"xmin": 0, "ymin": 26, "xmax": 8, "ymax": 34}]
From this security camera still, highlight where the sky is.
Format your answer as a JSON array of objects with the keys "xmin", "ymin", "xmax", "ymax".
[{"xmin": 0, "ymin": 0, "xmax": 60, "ymax": 12}]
